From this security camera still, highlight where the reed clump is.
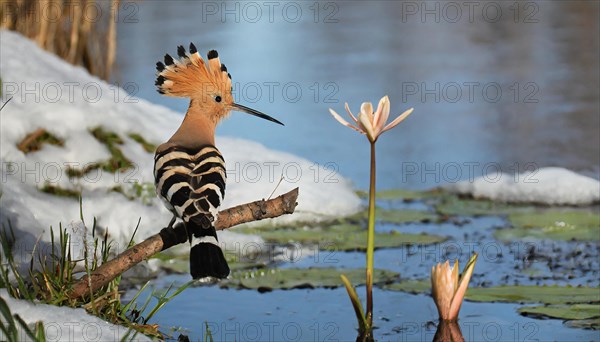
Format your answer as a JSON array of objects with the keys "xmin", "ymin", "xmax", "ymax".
[{"xmin": 0, "ymin": 0, "xmax": 119, "ymax": 80}]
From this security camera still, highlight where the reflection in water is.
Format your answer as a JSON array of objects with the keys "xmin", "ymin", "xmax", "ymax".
[
  {"xmin": 115, "ymin": 1, "xmax": 599, "ymax": 189},
  {"xmin": 433, "ymin": 321, "xmax": 465, "ymax": 342}
]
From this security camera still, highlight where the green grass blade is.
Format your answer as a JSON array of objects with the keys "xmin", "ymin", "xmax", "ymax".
[
  {"xmin": 14, "ymin": 314, "xmax": 40, "ymax": 341},
  {"xmin": 340, "ymin": 274, "xmax": 367, "ymax": 333},
  {"xmin": 204, "ymin": 321, "xmax": 214, "ymax": 342}
]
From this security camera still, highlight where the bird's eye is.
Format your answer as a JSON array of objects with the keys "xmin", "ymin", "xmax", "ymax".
[{"xmin": 215, "ymin": 95, "xmax": 222, "ymax": 103}]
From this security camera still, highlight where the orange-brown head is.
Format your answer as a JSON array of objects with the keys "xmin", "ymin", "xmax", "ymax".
[{"xmin": 156, "ymin": 44, "xmax": 283, "ymax": 126}]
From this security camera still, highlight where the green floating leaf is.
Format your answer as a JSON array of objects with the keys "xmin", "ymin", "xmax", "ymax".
[
  {"xmin": 240, "ymin": 223, "xmax": 446, "ymax": 251},
  {"xmin": 222, "ymin": 268, "xmax": 399, "ymax": 292},
  {"xmin": 349, "ymin": 208, "xmax": 438, "ymax": 224},
  {"xmin": 466, "ymin": 285, "xmax": 599, "ymax": 304},
  {"xmin": 518, "ymin": 304, "xmax": 600, "ymax": 320},
  {"xmin": 565, "ymin": 318, "xmax": 600, "ymax": 330},
  {"xmin": 384, "ymin": 279, "xmax": 430, "ymax": 294},
  {"xmin": 151, "ymin": 249, "xmax": 264, "ymax": 274},
  {"xmin": 356, "ymin": 189, "xmax": 438, "ymax": 201},
  {"xmin": 385, "ymin": 283, "xmax": 600, "ymax": 305},
  {"xmin": 386, "ymin": 280, "xmax": 600, "ymax": 326},
  {"xmin": 434, "ymin": 194, "xmax": 530, "ymax": 216},
  {"xmin": 497, "ymin": 209, "xmax": 600, "ymax": 241}
]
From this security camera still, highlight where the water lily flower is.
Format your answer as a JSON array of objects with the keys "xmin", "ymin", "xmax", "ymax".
[
  {"xmin": 431, "ymin": 254, "xmax": 478, "ymax": 321},
  {"xmin": 330, "ymin": 96, "xmax": 415, "ymax": 340},
  {"xmin": 329, "ymin": 96, "xmax": 413, "ymax": 143}
]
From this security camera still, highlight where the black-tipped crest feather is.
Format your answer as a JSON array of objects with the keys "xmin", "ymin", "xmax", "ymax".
[
  {"xmin": 207, "ymin": 50, "xmax": 218, "ymax": 59},
  {"xmin": 164, "ymin": 54, "xmax": 174, "ymax": 66},
  {"xmin": 177, "ymin": 45, "xmax": 186, "ymax": 58},
  {"xmin": 156, "ymin": 44, "xmax": 230, "ymax": 97}
]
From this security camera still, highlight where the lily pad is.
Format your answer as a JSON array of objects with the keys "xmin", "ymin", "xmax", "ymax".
[
  {"xmin": 385, "ymin": 282, "xmax": 600, "ymax": 305},
  {"xmin": 565, "ymin": 318, "xmax": 600, "ymax": 330},
  {"xmin": 239, "ymin": 223, "xmax": 446, "ymax": 251},
  {"xmin": 349, "ymin": 208, "xmax": 438, "ymax": 224},
  {"xmin": 151, "ymin": 249, "xmax": 266, "ymax": 274},
  {"xmin": 434, "ymin": 194, "xmax": 528, "ymax": 216},
  {"xmin": 466, "ymin": 285, "xmax": 600, "ymax": 304},
  {"xmin": 222, "ymin": 267, "xmax": 399, "ymax": 291},
  {"xmin": 496, "ymin": 209, "xmax": 600, "ymax": 241},
  {"xmin": 518, "ymin": 304, "xmax": 600, "ymax": 320},
  {"xmin": 383, "ymin": 279, "xmax": 430, "ymax": 294},
  {"xmin": 356, "ymin": 189, "xmax": 438, "ymax": 201}
]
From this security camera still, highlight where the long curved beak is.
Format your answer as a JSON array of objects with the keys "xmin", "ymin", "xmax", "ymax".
[{"xmin": 232, "ymin": 103, "xmax": 284, "ymax": 126}]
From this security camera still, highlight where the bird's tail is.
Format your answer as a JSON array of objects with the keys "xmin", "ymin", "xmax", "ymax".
[
  {"xmin": 155, "ymin": 43, "xmax": 231, "ymax": 99},
  {"xmin": 187, "ymin": 220, "xmax": 230, "ymax": 279}
]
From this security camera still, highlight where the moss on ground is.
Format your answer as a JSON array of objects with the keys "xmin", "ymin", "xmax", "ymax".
[
  {"xmin": 39, "ymin": 183, "xmax": 81, "ymax": 198},
  {"xmin": 128, "ymin": 132, "xmax": 157, "ymax": 153},
  {"xmin": 17, "ymin": 129, "xmax": 64, "ymax": 154},
  {"xmin": 90, "ymin": 127, "xmax": 133, "ymax": 173},
  {"xmin": 66, "ymin": 127, "xmax": 134, "ymax": 177}
]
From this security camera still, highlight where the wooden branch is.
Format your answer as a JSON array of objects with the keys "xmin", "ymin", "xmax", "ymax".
[{"xmin": 69, "ymin": 188, "xmax": 299, "ymax": 299}]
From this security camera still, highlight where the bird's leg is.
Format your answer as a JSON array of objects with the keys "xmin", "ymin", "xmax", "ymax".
[
  {"xmin": 167, "ymin": 215, "xmax": 177, "ymax": 229},
  {"xmin": 159, "ymin": 220, "xmax": 188, "ymax": 250}
]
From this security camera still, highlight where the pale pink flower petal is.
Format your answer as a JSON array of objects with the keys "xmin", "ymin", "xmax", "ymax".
[
  {"xmin": 452, "ymin": 260, "xmax": 459, "ymax": 291},
  {"xmin": 431, "ymin": 255, "xmax": 478, "ymax": 321},
  {"xmin": 329, "ymin": 108, "xmax": 364, "ymax": 134},
  {"xmin": 381, "ymin": 108, "xmax": 414, "ymax": 134},
  {"xmin": 373, "ymin": 96, "xmax": 390, "ymax": 136},
  {"xmin": 448, "ymin": 254, "xmax": 478, "ymax": 321},
  {"xmin": 329, "ymin": 97, "xmax": 414, "ymax": 143},
  {"xmin": 358, "ymin": 112, "xmax": 376, "ymax": 141},
  {"xmin": 344, "ymin": 103, "xmax": 359, "ymax": 124},
  {"xmin": 431, "ymin": 261, "xmax": 455, "ymax": 320},
  {"xmin": 360, "ymin": 102, "xmax": 374, "ymax": 122}
]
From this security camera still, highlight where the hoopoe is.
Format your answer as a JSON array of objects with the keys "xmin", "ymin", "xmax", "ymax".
[{"xmin": 154, "ymin": 43, "xmax": 283, "ymax": 279}]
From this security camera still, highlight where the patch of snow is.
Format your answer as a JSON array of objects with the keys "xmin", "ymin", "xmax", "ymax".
[
  {"xmin": 0, "ymin": 30, "xmax": 361, "ymax": 265},
  {"xmin": 0, "ymin": 289, "xmax": 151, "ymax": 341},
  {"xmin": 445, "ymin": 167, "xmax": 600, "ymax": 205}
]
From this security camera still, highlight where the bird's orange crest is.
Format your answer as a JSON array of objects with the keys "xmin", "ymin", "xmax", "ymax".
[
  {"xmin": 156, "ymin": 43, "xmax": 283, "ymax": 126},
  {"xmin": 156, "ymin": 43, "xmax": 233, "ymax": 108}
]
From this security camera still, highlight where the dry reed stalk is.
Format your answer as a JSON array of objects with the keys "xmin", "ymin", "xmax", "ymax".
[{"xmin": 0, "ymin": 0, "xmax": 118, "ymax": 80}]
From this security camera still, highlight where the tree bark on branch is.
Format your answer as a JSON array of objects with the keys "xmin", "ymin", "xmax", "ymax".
[{"xmin": 69, "ymin": 188, "xmax": 299, "ymax": 299}]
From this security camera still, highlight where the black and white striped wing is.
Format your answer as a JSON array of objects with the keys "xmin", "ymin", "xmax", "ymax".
[
  {"xmin": 154, "ymin": 146, "xmax": 194, "ymax": 217},
  {"xmin": 154, "ymin": 145, "xmax": 226, "ymax": 227},
  {"xmin": 188, "ymin": 146, "xmax": 227, "ymax": 228},
  {"xmin": 154, "ymin": 144, "xmax": 230, "ymax": 279}
]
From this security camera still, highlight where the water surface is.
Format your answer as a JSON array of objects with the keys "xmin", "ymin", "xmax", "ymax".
[
  {"xmin": 115, "ymin": 0, "xmax": 600, "ymax": 190},
  {"xmin": 117, "ymin": 2, "xmax": 600, "ymax": 340}
]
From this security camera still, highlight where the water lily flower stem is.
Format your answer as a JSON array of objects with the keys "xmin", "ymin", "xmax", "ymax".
[{"xmin": 366, "ymin": 141, "xmax": 376, "ymax": 327}]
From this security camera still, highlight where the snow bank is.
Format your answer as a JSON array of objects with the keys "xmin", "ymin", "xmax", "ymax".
[
  {"xmin": 445, "ymin": 167, "xmax": 600, "ymax": 205},
  {"xmin": 0, "ymin": 30, "xmax": 361, "ymax": 264},
  {"xmin": 1, "ymin": 289, "xmax": 151, "ymax": 341}
]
